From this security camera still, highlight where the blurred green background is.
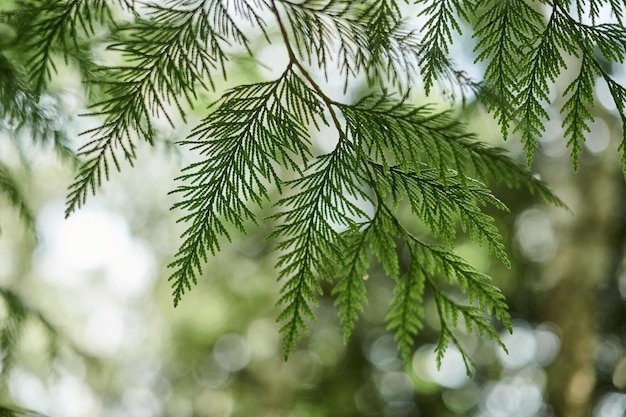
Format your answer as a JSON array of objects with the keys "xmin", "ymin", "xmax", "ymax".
[{"xmin": 2, "ymin": 2, "xmax": 626, "ymax": 417}]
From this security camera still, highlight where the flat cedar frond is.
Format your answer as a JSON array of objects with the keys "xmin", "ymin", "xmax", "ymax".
[
  {"xmin": 368, "ymin": 206, "xmax": 400, "ymax": 279},
  {"xmin": 413, "ymin": 240, "xmax": 511, "ymax": 329},
  {"xmin": 365, "ymin": 205, "xmax": 510, "ymax": 369},
  {"xmin": 338, "ymin": 95, "xmax": 566, "ymax": 208},
  {"xmin": 601, "ymin": 76, "xmax": 626, "ymax": 174},
  {"xmin": 270, "ymin": 140, "xmax": 371, "ymax": 359},
  {"xmin": 561, "ymin": 53, "xmax": 597, "ymax": 168},
  {"xmin": 570, "ymin": 0, "xmax": 624, "ymax": 25},
  {"xmin": 331, "ymin": 227, "xmax": 370, "ymax": 343},
  {"xmin": 473, "ymin": 0, "xmax": 543, "ymax": 137},
  {"xmin": 385, "ymin": 246, "xmax": 426, "ymax": 363},
  {"xmin": 370, "ymin": 164, "xmax": 510, "ymax": 266},
  {"xmin": 417, "ymin": 0, "xmax": 475, "ymax": 96},
  {"xmin": 358, "ymin": 0, "xmax": 423, "ymax": 90},
  {"xmin": 278, "ymin": 0, "xmax": 421, "ymax": 91},
  {"xmin": 13, "ymin": 0, "xmax": 114, "ymax": 95},
  {"xmin": 278, "ymin": 0, "xmax": 370, "ymax": 75},
  {"xmin": 556, "ymin": 8, "xmax": 626, "ymax": 169},
  {"xmin": 474, "ymin": 1, "xmax": 626, "ymax": 171},
  {"xmin": 168, "ymin": 69, "xmax": 325, "ymax": 307},
  {"xmin": 431, "ymin": 269, "xmax": 509, "ymax": 375},
  {"xmin": 65, "ymin": 0, "xmax": 262, "ymax": 217},
  {"xmin": 513, "ymin": 9, "xmax": 572, "ymax": 164},
  {"xmin": 431, "ymin": 287, "xmax": 505, "ymax": 374}
]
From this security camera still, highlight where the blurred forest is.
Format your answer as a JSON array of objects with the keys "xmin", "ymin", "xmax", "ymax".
[{"xmin": 2, "ymin": 1, "xmax": 626, "ymax": 417}]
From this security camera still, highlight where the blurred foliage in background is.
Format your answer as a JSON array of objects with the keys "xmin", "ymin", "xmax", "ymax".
[{"xmin": 1, "ymin": 1, "xmax": 626, "ymax": 417}]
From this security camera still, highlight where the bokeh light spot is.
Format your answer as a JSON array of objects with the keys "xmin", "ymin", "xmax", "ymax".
[
  {"xmin": 367, "ymin": 333, "xmax": 402, "ymax": 372},
  {"xmin": 283, "ymin": 351, "xmax": 323, "ymax": 388},
  {"xmin": 498, "ymin": 323, "xmax": 537, "ymax": 369},
  {"xmin": 412, "ymin": 345, "xmax": 472, "ymax": 389},
  {"xmin": 309, "ymin": 328, "xmax": 345, "ymax": 367},
  {"xmin": 534, "ymin": 323, "xmax": 561, "ymax": 366},
  {"xmin": 84, "ymin": 306, "xmax": 126, "ymax": 357},
  {"xmin": 612, "ymin": 356, "xmax": 626, "ymax": 389},
  {"xmin": 35, "ymin": 203, "xmax": 155, "ymax": 298},
  {"xmin": 594, "ymin": 392, "xmax": 626, "ymax": 417},
  {"xmin": 441, "ymin": 382, "xmax": 480, "ymax": 413},
  {"xmin": 246, "ymin": 319, "xmax": 279, "ymax": 360},
  {"xmin": 515, "ymin": 209, "xmax": 558, "ymax": 263},
  {"xmin": 213, "ymin": 334, "xmax": 251, "ymax": 372},
  {"xmin": 483, "ymin": 377, "xmax": 542, "ymax": 417}
]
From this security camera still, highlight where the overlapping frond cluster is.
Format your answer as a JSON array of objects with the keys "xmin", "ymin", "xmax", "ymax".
[
  {"xmin": 279, "ymin": 0, "xmax": 422, "ymax": 91},
  {"xmin": 6, "ymin": 0, "xmax": 626, "ymax": 369},
  {"xmin": 473, "ymin": 0, "xmax": 626, "ymax": 169},
  {"xmin": 65, "ymin": 0, "xmax": 269, "ymax": 217},
  {"xmin": 163, "ymin": 0, "xmax": 540, "ymax": 363},
  {"xmin": 0, "ymin": 5, "xmax": 80, "ymax": 231},
  {"xmin": 418, "ymin": 0, "xmax": 480, "ymax": 100},
  {"xmin": 169, "ymin": 68, "xmax": 324, "ymax": 306},
  {"xmin": 9, "ymin": 0, "xmax": 114, "ymax": 94},
  {"xmin": 338, "ymin": 95, "xmax": 565, "ymax": 206},
  {"xmin": 329, "ymin": 97, "xmax": 522, "ymax": 367},
  {"xmin": 270, "ymin": 140, "xmax": 371, "ymax": 354}
]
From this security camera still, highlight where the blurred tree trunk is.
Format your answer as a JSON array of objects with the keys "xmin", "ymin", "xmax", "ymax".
[{"xmin": 540, "ymin": 141, "xmax": 625, "ymax": 417}]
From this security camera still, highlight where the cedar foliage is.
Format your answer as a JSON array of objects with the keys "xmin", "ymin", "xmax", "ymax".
[{"xmin": 1, "ymin": 0, "xmax": 625, "ymax": 370}]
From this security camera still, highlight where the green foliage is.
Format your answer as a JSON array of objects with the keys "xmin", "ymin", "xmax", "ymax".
[
  {"xmin": 169, "ymin": 69, "xmax": 323, "ymax": 306},
  {"xmin": 15, "ymin": 0, "xmax": 114, "ymax": 94},
  {"xmin": 2, "ymin": 0, "xmax": 625, "ymax": 370},
  {"xmin": 0, "ymin": 288, "xmax": 61, "ymax": 379},
  {"xmin": 418, "ymin": 0, "xmax": 476, "ymax": 98},
  {"xmin": 0, "ymin": 29, "xmax": 77, "ymax": 232},
  {"xmin": 473, "ymin": 0, "xmax": 626, "ymax": 167}
]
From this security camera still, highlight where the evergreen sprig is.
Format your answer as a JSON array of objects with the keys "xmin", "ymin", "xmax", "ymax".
[
  {"xmin": 15, "ymin": 0, "xmax": 114, "ymax": 95},
  {"xmin": 473, "ymin": 0, "xmax": 626, "ymax": 167},
  {"xmin": 570, "ymin": 0, "xmax": 624, "ymax": 25},
  {"xmin": 366, "ymin": 205, "xmax": 510, "ymax": 369},
  {"xmin": 473, "ymin": 0, "xmax": 543, "ymax": 137},
  {"xmin": 561, "ymin": 53, "xmax": 596, "ymax": 166},
  {"xmin": 169, "ymin": 68, "xmax": 324, "ymax": 306},
  {"xmin": 418, "ymin": 0, "xmax": 475, "ymax": 98},
  {"xmin": 385, "ymin": 243, "xmax": 426, "ymax": 363},
  {"xmin": 64, "ymin": 0, "xmax": 266, "ymax": 217},
  {"xmin": 338, "ymin": 95, "xmax": 567, "ymax": 208},
  {"xmin": 270, "ymin": 140, "xmax": 370, "ymax": 357},
  {"xmin": 278, "ymin": 0, "xmax": 422, "ymax": 92},
  {"xmin": 332, "ymin": 227, "xmax": 370, "ymax": 343},
  {"xmin": 370, "ymin": 164, "xmax": 510, "ymax": 266}
]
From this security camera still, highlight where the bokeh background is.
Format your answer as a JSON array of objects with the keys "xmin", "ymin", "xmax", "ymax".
[{"xmin": 1, "ymin": 2, "xmax": 626, "ymax": 417}]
